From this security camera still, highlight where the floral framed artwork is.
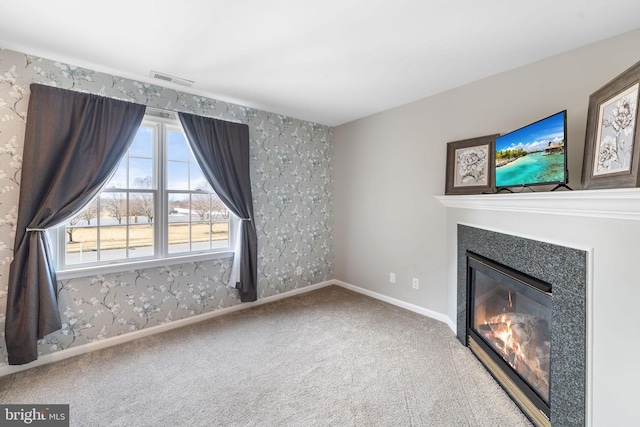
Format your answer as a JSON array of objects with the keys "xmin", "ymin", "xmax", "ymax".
[
  {"xmin": 445, "ymin": 134, "xmax": 498, "ymax": 195},
  {"xmin": 582, "ymin": 60, "xmax": 640, "ymax": 189}
]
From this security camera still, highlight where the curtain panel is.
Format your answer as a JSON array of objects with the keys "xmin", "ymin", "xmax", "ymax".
[
  {"xmin": 178, "ymin": 112, "xmax": 257, "ymax": 302},
  {"xmin": 5, "ymin": 84, "xmax": 145, "ymax": 365}
]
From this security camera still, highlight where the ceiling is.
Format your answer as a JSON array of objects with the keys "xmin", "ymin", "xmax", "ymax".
[{"xmin": 2, "ymin": 1, "xmax": 640, "ymax": 126}]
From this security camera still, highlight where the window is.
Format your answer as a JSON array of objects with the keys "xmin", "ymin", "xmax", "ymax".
[{"xmin": 57, "ymin": 114, "xmax": 235, "ymax": 271}]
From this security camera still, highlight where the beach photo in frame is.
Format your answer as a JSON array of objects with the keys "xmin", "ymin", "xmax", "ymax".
[
  {"xmin": 582, "ymin": 60, "xmax": 640, "ymax": 189},
  {"xmin": 445, "ymin": 134, "xmax": 498, "ymax": 195}
]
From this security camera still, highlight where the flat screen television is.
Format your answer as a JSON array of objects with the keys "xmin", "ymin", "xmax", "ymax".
[{"xmin": 495, "ymin": 110, "xmax": 568, "ymax": 190}]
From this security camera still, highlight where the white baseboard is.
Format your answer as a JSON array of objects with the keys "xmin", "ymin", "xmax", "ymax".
[
  {"xmin": 0, "ymin": 279, "xmax": 455, "ymax": 377},
  {"xmin": 0, "ymin": 280, "xmax": 335, "ymax": 378},
  {"xmin": 333, "ymin": 280, "xmax": 456, "ymax": 332}
]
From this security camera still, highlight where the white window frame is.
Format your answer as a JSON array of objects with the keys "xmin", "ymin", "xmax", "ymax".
[{"xmin": 53, "ymin": 113, "xmax": 237, "ymax": 280}]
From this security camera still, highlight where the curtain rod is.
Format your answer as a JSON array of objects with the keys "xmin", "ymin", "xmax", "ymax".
[
  {"xmin": 145, "ymin": 106, "xmax": 179, "ymax": 119},
  {"xmin": 144, "ymin": 106, "xmax": 242, "ymax": 124}
]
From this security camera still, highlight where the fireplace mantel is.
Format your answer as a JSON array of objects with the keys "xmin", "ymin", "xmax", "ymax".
[{"xmin": 435, "ymin": 188, "xmax": 640, "ymax": 221}]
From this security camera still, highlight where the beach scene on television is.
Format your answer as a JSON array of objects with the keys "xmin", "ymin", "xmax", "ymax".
[{"xmin": 495, "ymin": 112, "xmax": 566, "ymax": 188}]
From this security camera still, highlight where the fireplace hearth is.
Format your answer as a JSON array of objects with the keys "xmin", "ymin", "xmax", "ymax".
[
  {"xmin": 467, "ymin": 252, "xmax": 551, "ymax": 426},
  {"xmin": 457, "ymin": 225, "xmax": 586, "ymax": 427}
]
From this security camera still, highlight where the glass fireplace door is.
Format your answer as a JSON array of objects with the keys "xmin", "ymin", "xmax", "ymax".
[{"xmin": 468, "ymin": 253, "xmax": 552, "ymax": 405}]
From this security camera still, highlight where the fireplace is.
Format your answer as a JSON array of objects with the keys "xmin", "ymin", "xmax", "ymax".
[
  {"xmin": 467, "ymin": 252, "xmax": 551, "ymax": 427},
  {"xmin": 457, "ymin": 225, "xmax": 586, "ymax": 427}
]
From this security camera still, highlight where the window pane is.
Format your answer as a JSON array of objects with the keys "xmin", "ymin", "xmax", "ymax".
[
  {"xmin": 66, "ymin": 225, "xmax": 97, "ymax": 265},
  {"xmin": 211, "ymin": 219, "xmax": 230, "ymax": 248},
  {"xmin": 99, "ymin": 224, "xmax": 127, "ymax": 261},
  {"xmin": 70, "ymin": 199, "xmax": 98, "ymax": 227},
  {"xmin": 168, "ymin": 192, "xmax": 190, "ymax": 217},
  {"xmin": 168, "ymin": 222, "xmax": 190, "ymax": 254},
  {"xmin": 211, "ymin": 196, "xmax": 229, "ymax": 248},
  {"xmin": 106, "ymin": 157, "xmax": 127, "ymax": 189},
  {"xmin": 129, "ymin": 158, "xmax": 154, "ymax": 189},
  {"xmin": 101, "ymin": 192, "xmax": 127, "ymax": 226},
  {"xmin": 191, "ymin": 193, "xmax": 210, "ymax": 222},
  {"xmin": 167, "ymin": 130, "xmax": 190, "ymax": 161},
  {"xmin": 129, "ymin": 193, "xmax": 154, "ymax": 225},
  {"xmin": 211, "ymin": 196, "xmax": 229, "ymax": 220},
  {"xmin": 128, "ymin": 225, "xmax": 153, "ymax": 259},
  {"xmin": 190, "ymin": 167, "xmax": 212, "ymax": 192},
  {"xmin": 168, "ymin": 193, "xmax": 190, "ymax": 254},
  {"xmin": 128, "ymin": 193, "xmax": 154, "ymax": 260},
  {"xmin": 65, "ymin": 199, "xmax": 99, "ymax": 265},
  {"xmin": 191, "ymin": 240, "xmax": 210, "ymax": 252},
  {"xmin": 167, "ymin": 161, "xmax": 189, "ymax": 190},
  {"xmin": 129, "ymin": 126, "xmax": 154, "ymax": 158},
  {"xmin": 191, "ymin": 220, "xmax": 210, "ymax": 250}
]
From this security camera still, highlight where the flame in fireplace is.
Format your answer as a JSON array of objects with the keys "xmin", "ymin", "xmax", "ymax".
[
  {"xmin": 492, "ymin": 314, "xmax": 525, "ymax": 365},
  {"xmin": 481, "ymin": 312, "xmax": 550, "ymax": 402}
]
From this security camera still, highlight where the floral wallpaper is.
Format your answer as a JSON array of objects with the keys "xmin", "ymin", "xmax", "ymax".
[{"xmin": 0, "ymin": 47, "xmax": 334, "ymax": 366}]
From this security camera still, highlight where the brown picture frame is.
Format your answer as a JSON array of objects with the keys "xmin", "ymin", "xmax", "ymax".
[
  {"xmin": 445, "ymin": 134, "xmax": 498, "ymax": 195},
  {"xmin": 582, "ymin": 60, "xmax": 640, "ymax": 189}
]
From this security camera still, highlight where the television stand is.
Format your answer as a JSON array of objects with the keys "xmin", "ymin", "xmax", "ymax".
[
  {"xmin": 495, "ymin": 187, "xmax": 514, "ymax": 193},
  {"xmin": 491, "ymin": 183, "xmax": 572, "ymax": 194},
  {"xmin": 550, "ymin": 183, "xmax": 573, "ymax": 191},
  {"xmin": 497, "ymin": 185, "xmax": 534, "ymax": 193}
]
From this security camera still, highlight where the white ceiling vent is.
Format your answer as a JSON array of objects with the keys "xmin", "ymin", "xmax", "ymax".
[{"xmin": 149, "ymin": 70, "xmax": 194, "ymax": 87}]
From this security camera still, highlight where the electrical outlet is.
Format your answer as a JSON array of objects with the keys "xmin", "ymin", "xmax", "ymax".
[
  {"xmin": 412, "ymin": 278, "xmax": 419, "ymax": 289},
  {"xmin": 390, "ymin": 272, "xmax": 396, "ymax": 283},
  {"xmin": 296, "ymin": 266, "xmax": 303, "ymax": 276}
]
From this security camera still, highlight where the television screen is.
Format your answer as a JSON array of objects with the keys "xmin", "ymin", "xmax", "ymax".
[{"xmin": 495, "ymin": 111, "xmax": 567, "ymax": 189}]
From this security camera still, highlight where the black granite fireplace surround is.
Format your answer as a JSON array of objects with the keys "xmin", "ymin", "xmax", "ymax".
[{"xmin": 457, "ymin": 224, "xmax": 586, "ymax": 427}]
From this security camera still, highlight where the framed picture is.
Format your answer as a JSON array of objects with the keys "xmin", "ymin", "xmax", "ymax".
[
  {"xmin": 445, "ymin": 134, "xmax": 498, "ymax": 195},
  {"xmin": 582, "ymin": 60, "xmax": 640, "ymax": 189}
]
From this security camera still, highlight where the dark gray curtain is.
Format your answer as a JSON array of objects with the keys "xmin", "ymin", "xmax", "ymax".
[
  {"xmin": 178, "ymin": 112, "xmax": 257, "ymax": 302},
  {"xmin": 5, "ymin": 84, "xmax": 145, "ymax": 365}
]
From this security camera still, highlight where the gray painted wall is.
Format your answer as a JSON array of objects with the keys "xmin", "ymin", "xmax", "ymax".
[
  {"xmin": 334, "ymin": 28, "xmax": 640, "ymax": 311},
  {"xmin": 334, "ymin": 28, "xmax": 640, "ymax": 425}
]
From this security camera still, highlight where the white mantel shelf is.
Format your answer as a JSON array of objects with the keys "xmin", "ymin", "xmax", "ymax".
[{"xmin": 434, "ymin": 188, "xmax": 640, "ymax": 221}]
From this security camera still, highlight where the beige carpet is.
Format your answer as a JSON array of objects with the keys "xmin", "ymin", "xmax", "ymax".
[{"xmin": 0, "ymin": 285, "xmax": 531, "ymax": 426}]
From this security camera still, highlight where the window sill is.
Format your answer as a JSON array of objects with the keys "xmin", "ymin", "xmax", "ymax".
[{"xmin": 56, "ymin": 250, "xmax": 235, "ymax": 280}]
